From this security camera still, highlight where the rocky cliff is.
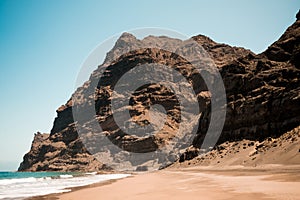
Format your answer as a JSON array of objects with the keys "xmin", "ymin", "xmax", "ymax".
[{"xmin": 19, "ymin": 11, "xmax": 300, "ymax": 171}]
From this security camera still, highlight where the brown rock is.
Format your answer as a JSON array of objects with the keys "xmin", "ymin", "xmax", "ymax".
[
  {"xmin": 18, "ymin": 129, "xmax": 104, "ymax": 172},
  {"xmin": 19, "ymin": 13, "xmax": 300, "ymax": 171}
]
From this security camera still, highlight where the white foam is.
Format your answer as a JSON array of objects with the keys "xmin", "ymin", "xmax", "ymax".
[
  {"xmin": 59, "ymin": 174, "xmax": 73, "ymax": 178},
  {"xmin": 0, "ymin": 177, "xmax": 37, "ymax": 185},
  {"xmin": 85, "ymin": 172, "xmax": 97, "ymax": 175},
  {"xmin": 0, "ymin": 173, "xmax": 130, "ymax": 199}
]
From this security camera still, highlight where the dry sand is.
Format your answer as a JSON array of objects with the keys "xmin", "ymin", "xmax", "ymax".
[{"xmin": 55, "ymin": 165, "xmax": 300, "ymax": 200}]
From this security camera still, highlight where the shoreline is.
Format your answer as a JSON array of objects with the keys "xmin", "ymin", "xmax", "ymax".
[
  {"xmin": 27, "ymin": 178, "xmax": 120, "ymax": 200},
  {"xmin": 26, "ymin": 173, "xmax": 134, "ymax": 200},
  {"xmin": 30, "ymin": 164, "xmax": 300, "ymax": 200}
]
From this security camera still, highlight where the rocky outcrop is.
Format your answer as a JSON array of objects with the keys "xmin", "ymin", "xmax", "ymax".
[
  {"xmin": 193, "ymin": 12, "xmax": 300, "ymax": 150},
  {"xmin": 264, "ymin": 13, "xmax": 300, "ymax": 65},
  {"xmin": 19, "ymin": 11, "xmax": 300, "ymax": 171},
  {"xmin": 18, "ymin": 130, "xmax": 106, "ymax": 172}
]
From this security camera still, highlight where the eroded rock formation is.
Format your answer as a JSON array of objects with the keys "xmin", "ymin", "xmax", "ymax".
[{"xmin": 19, "ymin": 11, "xmax": 300, "ymax": 171}]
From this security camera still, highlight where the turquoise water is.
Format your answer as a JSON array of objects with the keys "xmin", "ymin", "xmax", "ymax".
[
  {"xmin": 0, "ymin": 171, "xmax": 130, "ymax": 199},
  {"xmin": 0, "ymin": 171, "xmax": 78, "ymax": 180}
]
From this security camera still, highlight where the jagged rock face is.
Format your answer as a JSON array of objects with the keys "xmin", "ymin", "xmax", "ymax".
[
  {"xmin": 46, "ymin": 35, "xmax": 249, "ymax": 170},
  {"xmin": 18, "ymin": 130, "xmax": 105, "ymax": 172},
  {"xmin": 19, "ymin": 11, "xmax": 300, "ymax": 171},
  {"xmin": 192, "ymin": 34, "xmax": 253, "ymax": 67},
  {"xmin": 264, "ymin": 12, "xmax": 300, "ymax": 65},
  {"xmin": 194, "ymin": 16, "xmax": 300, "ymax": 148}
]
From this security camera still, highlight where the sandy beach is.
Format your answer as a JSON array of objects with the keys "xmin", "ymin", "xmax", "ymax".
[{"xmin": 53, "ymin": 165, "xmax": 300, "ymax": 200}]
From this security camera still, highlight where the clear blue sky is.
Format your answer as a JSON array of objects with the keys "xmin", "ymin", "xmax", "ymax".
[{"xmin": 0, "ymin": 0, "xmax": 299, "ymax": 171}]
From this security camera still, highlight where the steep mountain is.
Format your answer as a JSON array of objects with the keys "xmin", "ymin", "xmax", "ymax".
[
  {"xmin": 19, "ymin": 11, "xmax": 300, "ymax": 171},
  {"xmin": 194, "ymin": 12, "xmax": 300, "ymax": 147}
]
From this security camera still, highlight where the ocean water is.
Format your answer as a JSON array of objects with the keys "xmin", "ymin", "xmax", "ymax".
[{"xmin": 0, "ymin": 171, "xmax": 130, "ymax": 199}]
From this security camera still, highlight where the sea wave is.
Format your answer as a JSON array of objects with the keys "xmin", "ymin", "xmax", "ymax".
[
  {"xmin": 85, "ymin": 172, "xmax": 97, "ymax": 175},
  {"xmin": 59, "ymin": 174, "xmax": 73, "ymax": 178},
  {"xmin": 0, "ymin": 173, "xmax": 130, "ymax": 199},
  {"xmin": 0, "ymin": 176, "xmax": 51, "ymax": 185}
]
